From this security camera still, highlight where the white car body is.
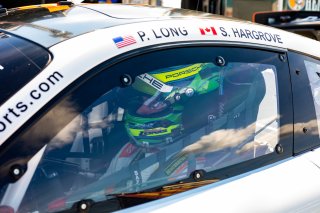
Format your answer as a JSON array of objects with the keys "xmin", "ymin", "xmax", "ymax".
[{"xmin": 0, "ymin": 3, "xmax": 320, "ymax": 213}]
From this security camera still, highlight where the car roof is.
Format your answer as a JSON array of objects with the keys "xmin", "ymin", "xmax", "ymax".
[
  {"xmin": 1, "ymin": 4, "xmax": 320, "ymax": 69},
  {"xmin": 0, "ymin": 3, "xmax": 214, "ymax": 47}
]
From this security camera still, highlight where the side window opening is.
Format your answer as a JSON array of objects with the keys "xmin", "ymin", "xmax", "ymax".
[
  {"xmin": 287, "ymin": 51, "xmax": 319, "ymax": 154},
  {"xmin": 0, "ymin": 48, "xmax": 282, "ymax": 213},
  {"xmin": 304, "ymin": 60, "xmax": 320, "ymax": 137}
]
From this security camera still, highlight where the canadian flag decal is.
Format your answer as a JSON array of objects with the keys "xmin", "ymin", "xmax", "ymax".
[{"xmin": 199, "ymin": 27, "xmax": 217, "ymax": 35}]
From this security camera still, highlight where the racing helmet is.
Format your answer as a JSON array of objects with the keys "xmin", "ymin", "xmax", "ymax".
[{"xmin": 124, "ymin": 63, "xmax": 221, "ymax": 147}]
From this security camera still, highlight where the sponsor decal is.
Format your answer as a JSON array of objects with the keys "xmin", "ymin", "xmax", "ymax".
[
  {"xmin": 305, "ymin": 0, "xmax": 320, "ymax": 10},
  {"xmin": 137, "ymin": 27, "xmax": 188, "ymax": 42},
  {"xmin": 0, "ymin": 71, "xmax": 64, "ymax": 135},
  {"xmin": 197, "ymin": 25, "xmax": 283, "ymax": 44},
  {"xmin": 288, "ymin": 0, "xmax": 305, "ymax": 10},
  {"xmin": 165, "ymin": 64, "xmax": 201, "ymax": 81},
  {"xmin": 152, "ymin": 64, "xmax": 203, "ymax": 83},
  {"xmin": 218, "ymin": 27, "xmax": 283, "ymax": 44},
  {"xmin": 138, "ymin": 74, "xmax": 173, "ymax": 93},
  {"xmin": 113, "ymin": 35, "xmax": 137, "ymax": 48},
  {"xmin": 199, "ymin": 27, "xmax": 217, "ymax": 35}
]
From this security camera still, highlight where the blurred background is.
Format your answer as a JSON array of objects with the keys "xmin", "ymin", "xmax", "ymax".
[{"xmin": 0, "ymin": 0, "xmax": 318, "ymax": 21}]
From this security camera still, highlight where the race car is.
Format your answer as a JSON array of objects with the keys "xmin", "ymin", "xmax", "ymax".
[{"xmin": 0, "ymin": 2, "xmax": 320, "ymax": 213}]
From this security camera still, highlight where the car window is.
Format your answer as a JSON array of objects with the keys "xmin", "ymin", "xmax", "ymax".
[
  {"xmin": 304, "ymin": 59, "xmax": 320, "ymax": 136},
  {"xmin": 0, "ymin": 46, "xmax": 289, "ymax": 213},
  {"xmin": 0, "ymin": 32, "xmax": 51, "ymax": 105},
  {"xmin": 287, "ymin": 51, "xmax": 320, "ymax": 153}
]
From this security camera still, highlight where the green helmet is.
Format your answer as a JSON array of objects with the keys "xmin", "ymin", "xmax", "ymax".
[{"xmin": 124, "ymin": 63, "xmax": 220, "ymax": 147}]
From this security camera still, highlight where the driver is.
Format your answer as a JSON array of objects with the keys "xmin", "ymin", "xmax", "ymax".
[{"xmin": 102, "ymin": 62, "xmax": 254, "ymax": 183}]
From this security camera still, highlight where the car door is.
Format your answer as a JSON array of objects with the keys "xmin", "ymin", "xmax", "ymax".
[{"xmin": 0, "ymin": 44, "xmax": 293, "ymax": 213}]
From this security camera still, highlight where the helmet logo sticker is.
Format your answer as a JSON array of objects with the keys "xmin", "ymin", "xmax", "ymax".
[
  {"xmin": 161, "ymin": 64, "xmax": 203, "ymax": 82},
  {"xmin": 140, "ymin": 128, "xmax": 167, "ymax": 136},
  {"xmin": 138, "ymin": 74, "xmax": 173, "ymax": 93}
]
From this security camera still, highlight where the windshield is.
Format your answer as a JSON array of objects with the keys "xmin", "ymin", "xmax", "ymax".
[
  {"xmin": 0, "ymin": 32, "xmax": 50, "ymax": 105},
  {"xmin": 0, "ymin": 61, "xmax": 279, "ymax": 212},
  {"xmin": 0, "ymin": 5, "xmax": 116, "ymax": 47}
]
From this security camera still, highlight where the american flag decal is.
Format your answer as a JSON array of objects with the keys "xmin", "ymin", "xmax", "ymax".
[{"xmin": 113, "ymin": 35, "xmax": 136, "ymax": 48}]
